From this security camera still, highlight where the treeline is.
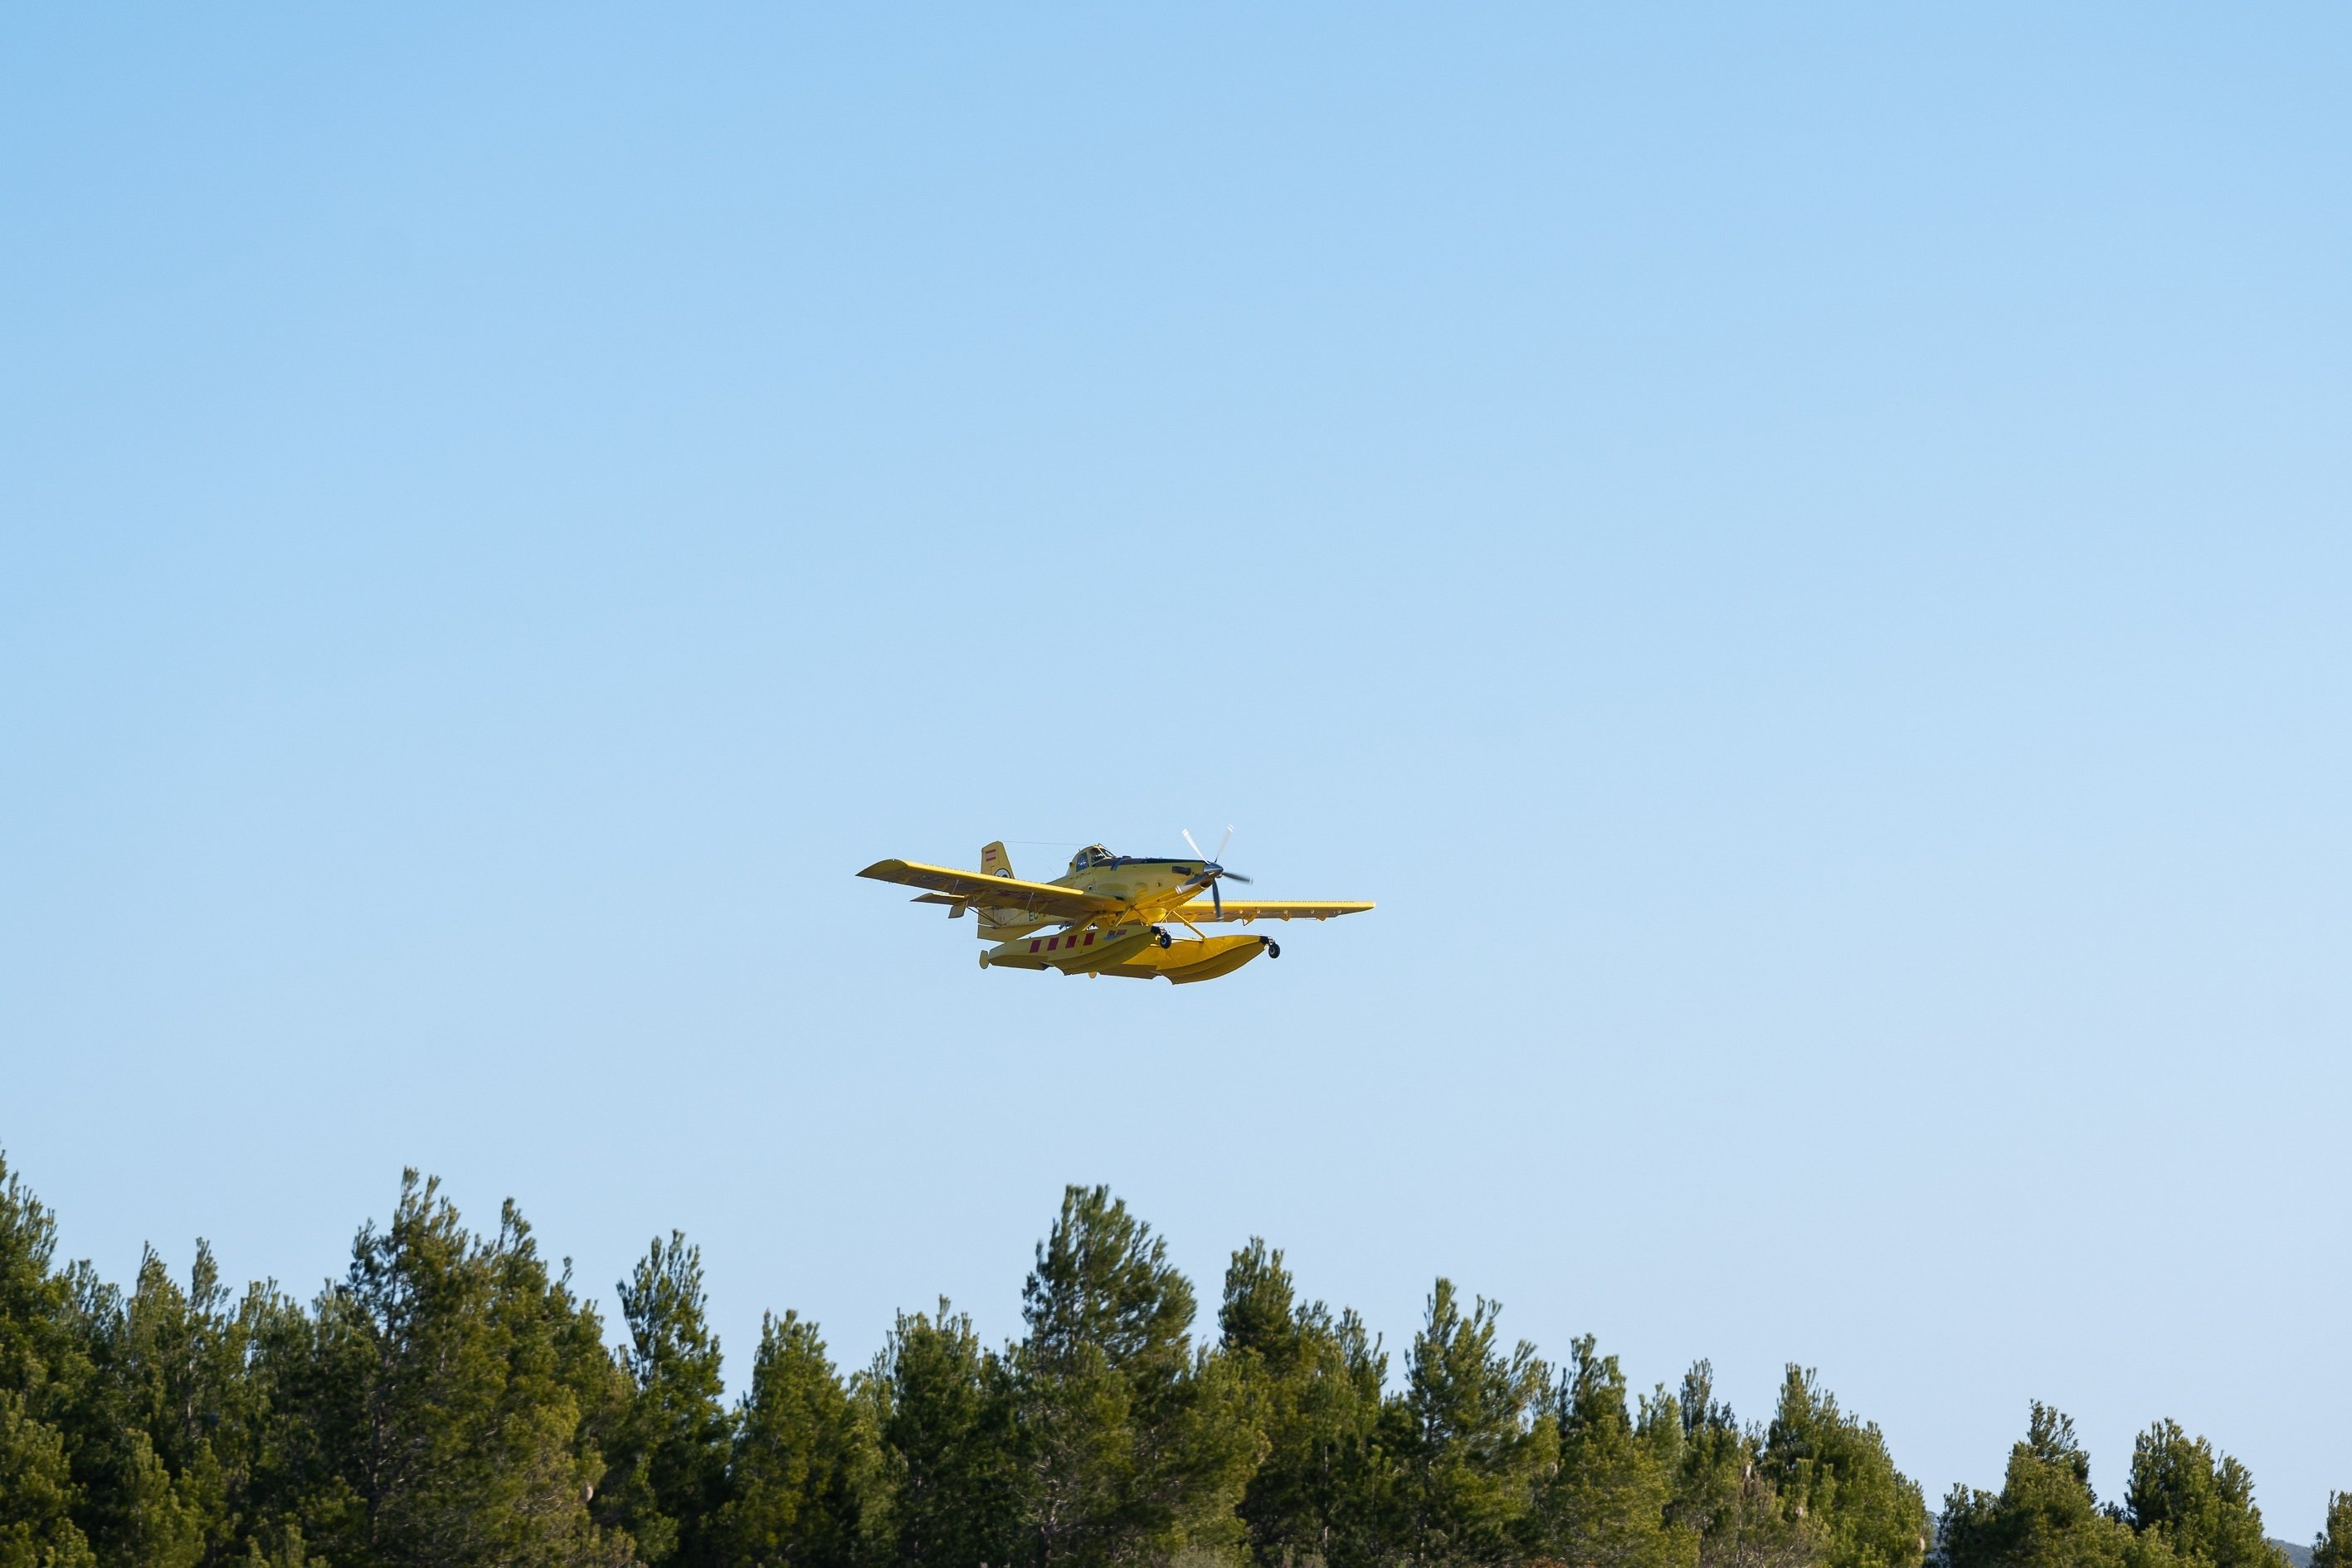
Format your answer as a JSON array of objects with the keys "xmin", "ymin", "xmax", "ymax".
[{"xmin": 1, "ymin": 1154, "xmax": 2343, "ymax": 1568}]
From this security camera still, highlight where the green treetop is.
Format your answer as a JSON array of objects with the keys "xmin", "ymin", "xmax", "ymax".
[
  {"xmin": 281, "ymin": 1171, "xmax": 633, "ymax": 1568},
  {"xmin": 1759, "ymin": 1368, "xmax": 1926, "ymax": 1568},
  {"xmin": 2123, "ymin": 1420, "xmax": 2284, "ymax": 1568},
  {"xmin": 1012, "ymin": 1185, "xmax": 1257, "ymax": 1568},
  {"xmin": 1390, "ymin": 1278, "xmax": 1551, "ymax": 1566},
  {"xmin": 1939, "ymin": 1404, "xmax": 2175, "ymax": 1568},
  {"xmin": 1527, "ymin": 1336, "xmax": 1695, "ymax": 1568},
  {"xmin": 1220, "ymin": 1239, "xmax": 1388, "ymax": 1568},
  {"xmin": 0, "ymin": 1152, "xmax": 97, "ymax": 1568},
  {"xmin": 871, "ymin": 1299, "xmax": 1016, "ymax": 1568},
  {"xmin": 722, "ymin": 1311, "xmax": 873, "ymax": 1568},
  {"xmin": 2311, "ymin": 1492, "xmax": 2352, "ymax": 1568},
  {"xmin": 1664, "ymin": 1361, "xmax": 1810, "ymax": 1568},
  {"xmin": 601, "ymin": 1232, "xmax": 732, "ymax": 1567}
]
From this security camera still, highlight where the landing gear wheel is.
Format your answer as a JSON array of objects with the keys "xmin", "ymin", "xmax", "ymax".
[
  {"xmin": 1267, "ymin": 940, "xmax": 1281, "ymax": 958},
  {"xmin": 1156, "ymin": 928, "xmax": 1172, "ymax": 948}
]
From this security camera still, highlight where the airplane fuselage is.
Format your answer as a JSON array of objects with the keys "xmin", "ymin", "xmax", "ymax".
[{"xmin": 1047, "ymin": 855, "xmax": 1207, "ymax": 911}]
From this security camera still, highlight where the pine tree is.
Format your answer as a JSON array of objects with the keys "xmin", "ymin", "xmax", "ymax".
[
  {"xmin": 1529, "ymin": 1337, "xmax": 1694, "ymax": 1568},
  {"xmin": 2311, "ymin": 1493, "xmax": 2352, "ymax": 1568},
  {"xmin": 58, "ymin": 1243, "xmax": 280, "ymax": 1568},
  {"xmin": 0, "ymin": 1385, "xmax": 98, "ymax": 1568},
  {"xmin": 1011, "ymin": 1186, "xmax": 1257, "ymax": 1568},
  {"xmin": 1758, "ymin": 1368, "xmax": 1926, "ymax": 1568},
  {"xmin": 601, "ymin": 1232, "xmax": 732, "ymax": 1566},
  {"xmin": 284, "ymin": 1171, "xmax": 632, "ymax": 1568},
  {"xmin": 1664, "ymin": 1363, "xmax": 1809, "ymax": 1568},
  {"xmin": 1390, "ymin": 1278, "xmax": 1550, "ymax": 1566},
  {"xmin": 1937, "ymin": 1404, "xmax": 2170, "ymax": 1568},
  {"xmin": 873, "ymin": 1300, "xmax": 1016, "ymax": 1568},
  {"xmin": 0, "ymin": 1153, "xmax": 98, "ymax": 1568},
  {"xmin": 234, "ymin": 1277, "xmax": 348, "ymax": 1563},
  {"xmin": 2123, "ymin": 1421, "xmax": 2286, "ymax": 1568},
  {"xmin": 1220, "ymin": 1240, "xmax": 1388, "ymax": 1568},
  {"xmin": 724, "ymin": 1311, "xmax": 873, "ymax": 1568}
]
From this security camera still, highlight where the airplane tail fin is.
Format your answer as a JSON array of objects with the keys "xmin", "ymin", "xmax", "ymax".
[{"xmin": 974, "ymin": 841, "xmax": 1039, "ymax": 941}]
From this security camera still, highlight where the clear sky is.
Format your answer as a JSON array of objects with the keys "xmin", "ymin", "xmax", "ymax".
[{"xmin": 3, "ymin": 2, "xmax": 2347, "ymax": 1541}]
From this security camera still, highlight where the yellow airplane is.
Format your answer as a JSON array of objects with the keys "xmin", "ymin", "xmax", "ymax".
[{"xmin": 858, "ymin": 829, "xmax": 1373, "ymax": 984}]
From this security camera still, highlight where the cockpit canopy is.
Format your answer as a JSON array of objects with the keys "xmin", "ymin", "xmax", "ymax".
[{"xmin": 1068, "ymin": 844, "xmax": 1117, "ymax": 873}]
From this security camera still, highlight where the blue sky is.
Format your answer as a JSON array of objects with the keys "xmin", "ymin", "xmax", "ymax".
[{"xmin": 4, "ymin": 3, "xmax": 2348, "ymax": 1539}]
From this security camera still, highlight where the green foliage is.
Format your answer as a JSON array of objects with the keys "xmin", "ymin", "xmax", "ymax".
[
  {"xmin": 1392, "ymin": 1279, "xmax": 1550, "ymax": 1566},
  {"xmin": 1939, "ymin": 1404, "xmax": 2164, "ymax": 1568},
  {"xmin": 7, "ymin": 1148, "xmax": 2330, "ymax": 1568},
  {"xmin": 0, "ymin": 1388, "xmax": 98, "ymax": 1568},
  {"xmin": 1528, "ymin": 1338, "xmax": 1694, "ymax": 1568},
  {"xmin": 1012, "ymin": 1186, "xmax": 1258, "ymax": 1567},
  {"xmin": 0, "ymin": 1154, "xmax": 97, "ymax": 1568},
  {"xmin": 601, "ymin": 1233, "xmax": 732, "ymax": 1566},
  {"xmin": 1758, "ymin": 1368, "xmax": 1926, "ymax": 1568},
  {"xmin": 872, "ymin": 1300, "xmax": 1015, "ymax": 1568},
  {"xmin": 2311, "ymin": 1493, "xmax": 2352, "ymax": 1568},
  {"xmin": 61, "ymin": 1244, "xmax": 266, "ymax": 1568},
  {"xmin": 2122, "ymin": 1421, "xmax": 2284, "ymax": 1568},
  {"xmin": 1220, "ymin": 1241, "xmax": 1387, "ymax": 1568},
  {"xmin": 1664, "ymin": 1362, "xmax": 1811, "ymax": 1568},
  {"xmin": 280, "ymin": 1171, "xmax": 634, "ymax": 1568},
  {"xmin": 0, "ymin": 1156, "xmax": 80, "ymax": 1400},
  {"xmin": 723, "ymin": 1312, "xmax": 871, "ymax": 1568}
]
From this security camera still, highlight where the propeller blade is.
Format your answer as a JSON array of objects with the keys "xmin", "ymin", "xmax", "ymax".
[
  {"xmin": 1212, "ymin": 879, "xmax": 1223, "ymax": 918},
  {"xmin": 1221, "ymin": 873, "xmax": 1253, "ymax": 885},
  {"xmin": 1215, "ymin": 825, "xmax": 1234, "ymax": 863},
  {"xmin": 1181, "ymin": 828, "xmax": 1206, "ymax": 864}
]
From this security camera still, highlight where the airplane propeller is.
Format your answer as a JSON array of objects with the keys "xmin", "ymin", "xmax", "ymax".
[{"xmin": 1179, "ymin": 825, "xmax": 1254, "ymax": 918}]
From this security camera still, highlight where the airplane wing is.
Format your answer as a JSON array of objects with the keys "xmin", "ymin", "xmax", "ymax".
[
  {"xmin": 1167, "ymin": 898, "xmax": 1376, "ymax": 923},
  {"xmin": 858, "ymin": 859, "xmax": 1119, "ymax": 923}
]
